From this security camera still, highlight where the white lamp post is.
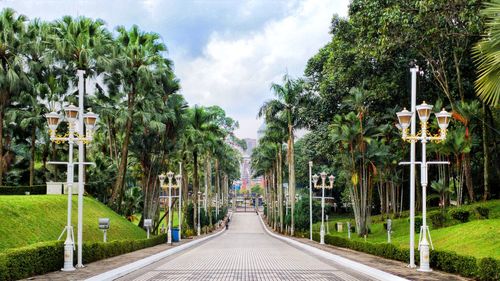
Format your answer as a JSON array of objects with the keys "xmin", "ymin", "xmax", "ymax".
[
  {"xmin": 197, "ymin": 191, "xmax": 202, "ymax": 236},
  {"xmin": 45, "ymin": 75, "xmax": 98, "ymax": 271},
  {"xmin": 175, "ymin": 172, "xmax": 182, "ymax": 241},
  {"xmin": 312, "ymin": 172, "xmax": 334, "ymax": 245},
  {"xmin": 397, "ymin": 101, "xmax": 451, "ymax": 272},
  {"xmin": 308, "ymin": 161, "xmax": 313, "ymax": 241}
]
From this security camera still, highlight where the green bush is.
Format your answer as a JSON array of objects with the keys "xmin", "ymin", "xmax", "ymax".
[
  {"xmin": 475, "ymin": 206, "xmax": 490, "ymax": 219},
  {"xmin": 314, "ymin": 232, "xmax": 496, "ymax": 279},
  {"xmin": 449, "ymin": 208, "xmax": 471, "ymax": 223},
  {"xmin": 478, "ymin": 257, "xmax": 500, "ymax": 281},
  {"xmin": 429, "ymin": 211, "xmax": 447, "ymax": 228},
  {"xmin": 0, "ymin": 234, "xmax": 167, "ymax": 280},
  {"xmin": 0, "ymin": 185, "xmax": 46, "ymax": 195},
  {"xmin": 408, "ymin": 216, "xmax": 423, "ymax": 233}
]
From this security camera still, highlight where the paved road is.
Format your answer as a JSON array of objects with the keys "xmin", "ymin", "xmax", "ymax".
[{"xmin": 119, "ymin": 213, "xmax": 377, "ymax": 281}]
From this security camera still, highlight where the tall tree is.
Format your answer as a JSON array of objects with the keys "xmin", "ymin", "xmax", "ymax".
[
  {"xmin": 0, "ymin": 8, "xmax": 28, "ymax": 185},
  {"xmin": 106, "ymin": 25, "xmax": 174, "ymax": 207},
  {"xmin": 259, "ymin": 75, "xmax": 307, "ymax": 235}
]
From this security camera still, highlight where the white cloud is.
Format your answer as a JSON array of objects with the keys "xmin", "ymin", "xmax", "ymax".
[{"xmin": 174, "ymin": 0, "xmax": 349, "ymax": 139}]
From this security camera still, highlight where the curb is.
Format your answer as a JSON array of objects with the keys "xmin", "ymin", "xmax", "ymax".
[
  {"xmin": 85, "ymin": 227, "xmax": 226, "ymax": 281},
  {"xmin": 257, "ymin": 214, "xmax": 409, "ymax": 281}
]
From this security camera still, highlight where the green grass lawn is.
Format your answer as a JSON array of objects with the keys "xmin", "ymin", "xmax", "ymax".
[
  {"xmin": 132, "ymin": 210, "xmax": 181, "ymax": 228},
  {"xmin": 314, "ymin": 200, "xmax": 500, "ymax": 259},
  {"xmin": 0, "ymin": 195, "xmax": 147, "ymax": 251}
]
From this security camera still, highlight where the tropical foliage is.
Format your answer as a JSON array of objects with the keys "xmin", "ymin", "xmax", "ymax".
[
  {"xmin": 253, "ymin": 0, "xmax": 499, "ymax": 237},
  {"xmin": 0, "ymin": 8, "xmax": 242, "ymax": 235}
]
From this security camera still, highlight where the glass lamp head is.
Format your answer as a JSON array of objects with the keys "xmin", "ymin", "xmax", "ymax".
[
  {"xmin": 329, "ymin": 175, "xmax": 335, "ymax": 189},
  {"xmin": 158, "ymin": 173, "xmax": 166, "ymax": 188},
  {"xmin": 312, "ymin": 174, "xmax": 319, "ymax": 187},
  {"xmin": 396, "ymin": 108, "xmax": 412, "ymax": 130},
  {"xmin": 83, "ymin": 109, "xmax": 99, "ymax": 129},
  {"xmin": 45, "ymin": 111, "xmax": 60, "ymax": 131},
  {"xmin": 416, "ymin": 101, "xmax": 433, "ymax": 122},
  {"xmin": 64, "ymin": 104, "xmax": 79, "ymax": 123},
  {"xmin": 175, "ymin": 174, "xmax": 182, "ymax": 184},
  {"xmin": 166, "ymin": 171, "xmax": 174, "ymax": 180},
  {"xmin": 320, "ymin": 172, "xmax": 327, "ymax": 183},
  {"xmin": 435, "ymin": 108, "xmax": 452, "ymax": 130}
]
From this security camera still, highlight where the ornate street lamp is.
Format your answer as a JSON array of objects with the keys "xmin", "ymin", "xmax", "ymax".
[
  {"xmin": 46, "ymin": 97, "xmax": 99, "ymax": 271},
  {"xmin": 312, "ymin": 172, "xmax": 334, "ymax": 245},
  {"xmin": 396, "ymin": 101, "xmax": 451, "ymax": 272}
]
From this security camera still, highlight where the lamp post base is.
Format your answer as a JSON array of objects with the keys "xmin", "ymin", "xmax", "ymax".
[
  {"xmin": 418, "ymin": 239, "xmax": 432, "ymax": 272},
  {"xmin": 320, "ymin": 225, "xmax": 325, "ymax": 245},
  {"xmin": 61, "ymin": 243, "xmax": 75, "ymax": 272}
]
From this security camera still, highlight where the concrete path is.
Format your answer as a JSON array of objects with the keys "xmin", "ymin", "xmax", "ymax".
[{"xmin": 118, "ymin": 213, "xmax": 391, "ymax": 281}]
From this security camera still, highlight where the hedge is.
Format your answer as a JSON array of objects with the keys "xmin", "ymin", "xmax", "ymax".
[
  {"xmin": 0, "ymin": 234, "xmax": 167, "ymax": 280},
  {"xmin": 311, "ymin": 233, "xmax": 500, "ymax": 280},
  {"xmin": 0, "ymin": 185, "xmax": 46, "ymax": 195}
]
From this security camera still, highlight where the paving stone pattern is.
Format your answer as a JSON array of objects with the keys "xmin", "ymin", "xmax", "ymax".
[{"xmin": 120, "ymin": 213, "xmax": 376, "ymax": 281}]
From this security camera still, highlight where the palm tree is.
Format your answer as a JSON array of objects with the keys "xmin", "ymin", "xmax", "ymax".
[
  {"xmin": 258, "ymin": 74, "xmax": 307, "ymax": 235},
  {"xmin": 18, "ymin": 19, "xmax": 54, "ymax": 186},
  {"xmin": 184, "ymin": 106, "xmax": 219, "ymax": 228},
  {"xmin": 0, "ymin": 8, "xmax": 28, "ymax": 185},
  {"xmin": 259, "ymin": 120, "xmax": 287, "ymax": 232},
  {"xmin": 473, "ymin": 0, "xmax": 500, "ymax": 108},
  {"xmin": 105, "ymin": 25, "xmax": 174, "ymax": 207}
]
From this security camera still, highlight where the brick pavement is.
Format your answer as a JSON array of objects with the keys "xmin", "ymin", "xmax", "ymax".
[
  {"xmin": 262, "ymin": 220, "xmax": 470, "ymax": 281},
  {"xmin": 119, "ymin": 213, "xmax": 379, "ymax": 281},
  {"xmin": 24, "ymin": 228, "xmax": 224, "ymax": 281}
]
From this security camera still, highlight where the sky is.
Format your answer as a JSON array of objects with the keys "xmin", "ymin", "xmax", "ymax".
[{"xmin": 0, "ymin": 0, "xmax": 350, "ymax": 139}]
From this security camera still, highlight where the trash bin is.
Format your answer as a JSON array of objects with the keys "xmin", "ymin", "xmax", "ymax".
[{"xmin": 172, "ymin": 228, "xmax": 180, "ymax": 242}]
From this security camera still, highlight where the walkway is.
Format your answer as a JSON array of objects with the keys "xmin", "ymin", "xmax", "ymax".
[{"xmin": 119, "ymin": 213, "xmax": 378, "ymax": 281}]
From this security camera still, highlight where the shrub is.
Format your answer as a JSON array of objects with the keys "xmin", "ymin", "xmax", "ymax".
[
  {"xmin": 475, "ymin": 206, "xmax": 490, "ymax": 219},
  {"xmin": 0, "ymin": 234, "xmax": 167, "ymax": 280},
  {"xmin": 408, "ymin": 216, "xmax": 423, "ymax": 233},
  {"xmin": 314, "ymin": 232, "xmax": 495, "ymax": 279},
  {"xmin": 449, "ymin": 208, "xmax": 471, "ymax": 223},
  {"xmin": 0, "ymin": 185, "xmax": 46, "ymax": 195},
  {"xmin": 478, "ymin": 257, "xmax": 500, "ymax": 281},
  {"xmin": 429, "ymin": 211, "xmax": 447, "ymax": 228},
  {"xmin": 431, "ymin": 250, "xmax": 478, "ymax": 277}
]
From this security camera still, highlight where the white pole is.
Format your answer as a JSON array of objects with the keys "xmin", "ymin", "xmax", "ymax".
[
  {"xmin": 178, "ymin": 162, "xmax": 182, "ymax": 242},
  {"xmin": 167, "ymin": 178, "xmax": 172, "ymax": 244},
  {"xmin": 409, "ymin": 67, "xmax": 418, "ymax": 268},
  {"xmin": 418, "ymin": 123, "xmax": 432, "ymax": 272},
  {"xmin": 103, "ymin": 230, "xmax": 107, "ymax": 243},
  {"xmin": 320, "ymin": 182, "xmax": 325, "ymax": 245},
  {"xmin": 197, "ymin": 193, "xmax": 201, "ymax": 236},
  {"xmin": 62, "ymin": 137, "xmax": 75, "ymax": 271},
  {"xmin": 76, "ymin": 70, "xmax": 85, "ymax": 268},
  {"xmin": 309, "ymin": 161, "xmax": 313, "ymax": 241}
]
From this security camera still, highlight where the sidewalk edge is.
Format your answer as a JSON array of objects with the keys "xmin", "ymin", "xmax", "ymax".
[
  {"xmin": 85, "ymin": 227, "xmax": 226, "ymax": 281},
  {"xmin": 257, "ymin": 214, "xmax": 408, "ymax": 281}
]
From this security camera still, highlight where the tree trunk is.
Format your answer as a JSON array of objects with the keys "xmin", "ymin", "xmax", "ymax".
[
  {"xmin": 0, "ymin": 109, "xmax": 4, "ymax": 185},
  {"xmin": 110, "ymin": 91, "xmax": 135, "ymax": 207},
  {"xmin": 277, "ymin": 144, "xmax": 283, "ymax": 233},
  {"xmin": 288, "ymin": 124, "xmax": 296, "ymax": 235},
  {"xmin": 29, "ymin": 126, "xmax": 36, "ymax": 186},
  {"xmin": 482, "ymin": 103, "xmax": 489, "ymax": 200},
  {"xmin": 464, "ymin": 153, "xmax": 474, "ymax": 202},
  {"xmin": 193, "ymin": 151, "xmax": 199, "ymax": 231}
]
